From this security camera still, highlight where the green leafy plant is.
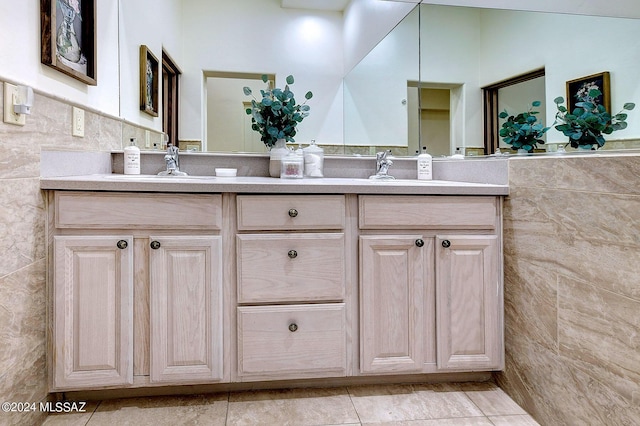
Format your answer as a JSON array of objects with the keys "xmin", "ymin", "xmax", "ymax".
[
  {"xmin": 498, "ymin": 101, "xmax": 550, "ymax": 152},
  {"xmin": 554, "ymin": 89, "xmax": 635, "ymax": 149},
  {"xmin": 243, "ymin": 75, "xmax": 313, "ymax": 149}
]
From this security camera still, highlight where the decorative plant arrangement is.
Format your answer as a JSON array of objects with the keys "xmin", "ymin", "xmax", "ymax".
[
  {"xmin": 498, "ymin": 101, "xmax": 550, "ymax": 152},
  {"xmin": 554, "ymin": 89, "xmax": 635, "ymax": 149},
  {"xmin": 243, "ymin": 75, "xmax": 313, "ymax": 149}
]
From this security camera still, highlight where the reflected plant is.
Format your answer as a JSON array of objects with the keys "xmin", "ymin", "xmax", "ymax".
[
  {"xmin": 243, "ymin": 75, "xmax": 313, "ymax": 149},
  {"xmin": 498, "ymin": 101, "xmax": 550, "ymax": 152},
  {"xmin": 554, "ymin": 89, "xmax": 635, "ymax": 149}
]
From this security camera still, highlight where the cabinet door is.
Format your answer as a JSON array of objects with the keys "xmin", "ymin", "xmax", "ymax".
[
  {"xmin": 149, "ymin": 236, "xmax": 224, "ymax": 383},
  {"xmin": 436, "ymin": 235, "xmax": 502, "ymax": 370},
  {"xmin": 359, "ymin": 235, "xmax": 432, "ymax": 374},
  {"xmin": 53, "ymin": 236, "xmax": 133, "ymax": 389}
]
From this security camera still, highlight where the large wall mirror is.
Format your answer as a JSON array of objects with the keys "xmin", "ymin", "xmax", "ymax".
[{"xmin": 203, "ymin": 2, "xmax": 640, "ymax": 156}]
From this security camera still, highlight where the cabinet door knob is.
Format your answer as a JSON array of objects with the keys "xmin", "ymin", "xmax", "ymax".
[
  {"xmin": 415, "ymin": 239, "xmax": 424, "ymax": 247},
  {"xmin": 288, "ymin": 250, "xmax": 298, "ymax": 259},
  {"xmin": 288, "ymin": 208, "xmax": 298, "ymax": 218},
  {"xmin": 289, "ymin": 323, "xmax": 298, "ymax": 332},
  {"xmin": 150, "ymin": 240, "xmax": 161, "ymax": 250},
  {"xmin": 442, "ymin": 240, "xmax": 451, "ymax": 248},
  {"xmin": 116, "ymin": 240, "xmax": 128, "ymax": 250}
]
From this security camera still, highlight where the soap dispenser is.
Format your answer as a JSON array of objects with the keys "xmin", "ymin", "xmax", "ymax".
[
  {"xmin": 124, "ymin": 137, "xmax": 141, "ymax": 175},
  {"xmin": 303, "ymin": 139, "xmax": 324, "ymax": 177}
]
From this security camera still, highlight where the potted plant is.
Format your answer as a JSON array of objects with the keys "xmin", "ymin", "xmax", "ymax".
[
  {"xmin": 499, "ymin": 101, "xmax": 550, "ymax": 153},
  {"xmin": 554, "ymin": 89, "xmax": 635, "ymax": 150},
  {"xmin": 244, "ymin": 75, "xmax": 313, "ymax": 177}
]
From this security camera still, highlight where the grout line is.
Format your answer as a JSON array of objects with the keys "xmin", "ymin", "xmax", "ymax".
[
  {"xmin": 84, "ymin": 400, "xmax": 101, "ymax": 426},
  {"xmin": 223, "ymin": 391, "xmax": 230, "ymax": 426},
  {"xmin": 346, "ymin": 386, "xmax": 363, "ymax": 425}
]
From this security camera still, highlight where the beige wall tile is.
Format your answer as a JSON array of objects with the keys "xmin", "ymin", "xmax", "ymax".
[
  {"xmin": 501, "ymin": 156, "xmax": 640, "ymax": 426},
  {"xmin": 558, "ymin": 274, "xmax": 640, "ymax": 401},
  {"xmin": 0, "ymin": 259, "xmax": 47, "ymax": 422},
  {"xmin": 0, "ymin": 178, "xmax": 45, "ymax": 277}
]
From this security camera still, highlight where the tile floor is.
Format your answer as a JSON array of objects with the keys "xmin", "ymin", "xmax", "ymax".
[{"xmin": 42, "ymin": 382, "xmax": 539, "ymax": 426}]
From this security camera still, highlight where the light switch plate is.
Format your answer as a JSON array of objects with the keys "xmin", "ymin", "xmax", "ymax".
[
  {"xmin": 145, "ymin": 130, "xmax": 151, "ymax": 148},
  {"xmin": 3, "ymin": 82, "xmax": 26, "ymax": 126},
  {"xmin": 72, "ymin": 107, "xmax": 84, "ymax": 137}
]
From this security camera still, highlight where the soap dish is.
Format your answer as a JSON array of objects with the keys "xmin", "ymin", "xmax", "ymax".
[{"xmin": 215, "ymin": 168, "xmax": 237, "ymax": 177}]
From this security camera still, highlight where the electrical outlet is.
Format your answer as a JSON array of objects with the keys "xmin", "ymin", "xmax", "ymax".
[
  {"xmin": 3, "ymin": 82, "xmax": 26, "ymax": 126},
  {"xmin": 72, "ymin": 107, "xmax": 84, "ymax": 137},
  {"xmin": 145, "ymin": 130, "xmax": 151, "ymax": 148}
]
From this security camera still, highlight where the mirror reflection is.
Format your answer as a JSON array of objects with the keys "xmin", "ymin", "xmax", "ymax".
[{"xmin": 204, "ymin": 3, "xmax": 640, "ymax": 156}]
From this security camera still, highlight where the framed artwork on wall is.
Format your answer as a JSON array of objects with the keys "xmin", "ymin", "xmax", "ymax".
[
  {"xmin": 140, "ymin": 45, "xmax": 159, "ymax": 117},
  {"xmin": 566, "ymin": 71, "xmax": 611, "ymax": 114},
  {"xmin": 40, "ymin": 0, "xmax": 97, "ymax": 85}
]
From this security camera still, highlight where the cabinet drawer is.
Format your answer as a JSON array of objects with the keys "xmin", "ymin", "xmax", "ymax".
[
  {"xmin": 55, "ymin": 192, "xmax": 222, "ymax": 230},
  {"xmin": 359, "ymin": 195, "xmax": 497, "ymax": 230},
  {"xmin": 237, "ymin": 304, "xmax": 346, "ymax": 378},
  {"xmin": 237, "ymin": 233, "xmax": 345, "ymax": 303},
  {"xmin": 237, "ymin": 195, "xmax": 345, "ymax": 230}
]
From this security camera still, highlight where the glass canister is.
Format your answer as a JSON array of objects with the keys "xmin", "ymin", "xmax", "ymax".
[
  {"xmin": 280, "ymin": 150, "xmax": 304, "ymax": 178},
  {"xmin": 303, "ymin": 140, "xmax": 324, "ymax": 177}
]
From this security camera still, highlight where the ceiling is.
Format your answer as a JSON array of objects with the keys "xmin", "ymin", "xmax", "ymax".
[{"xmin": 281, "ymin": 0, "xmax": 352, "ymax": 12}]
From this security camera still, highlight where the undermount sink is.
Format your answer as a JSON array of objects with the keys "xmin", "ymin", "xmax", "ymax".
[{"xmin": 104, "ymin": 174, "xmax": 213, "ymax": 181}]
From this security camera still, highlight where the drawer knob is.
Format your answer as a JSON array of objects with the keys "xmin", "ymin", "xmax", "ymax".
[
  {"xmin": 288, "ymin": 208, "xmax": 298, "ymax": 218},
  {"xmin": 442, "ymin": 240, "xmax": 451, "ymax": 248},
  {"xmin": 288, "ymin": 250, "xmax": 298, "ymax": 259},
  {"xmin": 415, "ymin": 239, "xmax": 424, "ymax": 247},
  {"xmin": 116, "ymin": 240, "xmax": 128, "ymax": 250},
  {"xmin": 289, "ymin": 323, "xmax": 298, "ymax": 332},
  {"xmin": 150, "ymin": 240, "xmax": 161, "ymax": 250}
]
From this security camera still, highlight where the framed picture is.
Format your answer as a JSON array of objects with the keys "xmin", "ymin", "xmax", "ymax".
[
  {"xmin": 566, "ymin": 72, "xmax": 611, "ymax": 114},
  {"xmin": 140, "ymin": 45, "xmax": 159, "ymax": 117},
  {"xmin": 40, "ymin": 0, "xmax": 97, "ymax": 85}
]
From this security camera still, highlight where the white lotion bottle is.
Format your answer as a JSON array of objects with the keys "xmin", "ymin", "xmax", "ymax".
[
  {"xmin": 124, "ymin": 137, "xmax": 141, "ymax": 175},
  {"xmin": 417, "ymin": 146, "xmax": 432, "ymax": 180}
]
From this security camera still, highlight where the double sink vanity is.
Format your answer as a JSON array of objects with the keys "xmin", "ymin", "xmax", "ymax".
[{"xmin": 40, "ymin": 152, "xmax": 508, "ymax": 394}]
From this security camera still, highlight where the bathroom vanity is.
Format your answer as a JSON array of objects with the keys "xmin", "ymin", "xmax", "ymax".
[{"xmin": 42, "ymin": 175, "xmax": 507, "ymax": 393}]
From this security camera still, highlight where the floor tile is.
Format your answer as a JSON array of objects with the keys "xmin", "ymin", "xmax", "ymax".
[
  {"xmin": 226, "ymin": 387, "xmax": 359, "ymax": 426},
  {"xmin": 42, "ymin": 401, "xmax": 99, "ymax": 426},
  {"xmin": 40, "ymin": 382, "xmax": 537, "ymax": 426},
  {"xmin": 488, "ymin": 414, "xmax": 541, "ymax": 425},
  {"xmin": 348, "ymin": 383, "xmax": 484, "ymax": 424},
  {"xmin": 462, "ymin": 382, "xmax": 528, "ymax": 416},
  {"xmin": 362, "ymin": 418, "xmax": 493, "ymax": 426},
  {"xmin": 86, "ymin": 393, "xmax": 228, "ymax": 426}
]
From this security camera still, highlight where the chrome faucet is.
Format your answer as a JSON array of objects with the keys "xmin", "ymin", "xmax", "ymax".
[
  {"xmin": 369, "ymin": 150, "xmax": 395, "ymax": 180},
  {"xmin": 158, "ymin": 143, "xmax": 188, "ymax": 176}
]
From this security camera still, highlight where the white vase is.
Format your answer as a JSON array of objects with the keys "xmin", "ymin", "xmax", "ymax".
[{"xmin": 269, "ymin": 139, "xmax": 288, "ymax": 178}]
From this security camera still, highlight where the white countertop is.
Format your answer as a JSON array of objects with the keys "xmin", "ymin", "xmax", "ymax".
[{"xmin": 40, "ymin": 174, "xmax": 509, "ymax": 195}]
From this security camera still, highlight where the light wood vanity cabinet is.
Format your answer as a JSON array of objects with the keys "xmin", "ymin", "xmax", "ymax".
[
  {"xmin": 50, "ymin": 192, "xmax": 224, "ymax": 390},
  {"xmin": 235, "ymin": 195, "xmax": 348, "ymax": 381},
  {"xmin": 358, "ymin": 195, "xmax": 503, "ymax": 374},
  {"xmin": 48, "ymin": 188, "xmax": 503, "ymax": 392}
]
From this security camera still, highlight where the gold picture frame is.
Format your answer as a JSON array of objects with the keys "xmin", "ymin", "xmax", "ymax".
[
  {"xmin": 140, "ymin": 45, "xmax": 159, "ymax": 117},
  {"xmin": 566, "ymin": 71, "xmax": 611, "ymax": 114},
  {"xmin": 40, "ymin": 0, "xmax": 97, "ymax": 85}
]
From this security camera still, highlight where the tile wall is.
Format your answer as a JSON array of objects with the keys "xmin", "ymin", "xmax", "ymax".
[
  {"xmin": 499, "ymin": 154, "xmax": 640, "ymax": 425},
  {"xmin": 0, "ymin": 82, "xmax": 135, "ymax": 426}
]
